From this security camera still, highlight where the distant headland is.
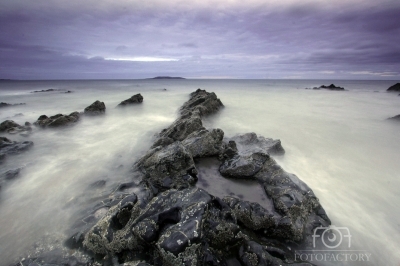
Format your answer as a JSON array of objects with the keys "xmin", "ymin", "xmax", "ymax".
[{"xmin": 149, "ymin": 76, "xmax": 185, "ymax": 79}]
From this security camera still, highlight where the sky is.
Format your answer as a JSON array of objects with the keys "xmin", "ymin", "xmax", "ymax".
[{"xmin": 0, "ymin": 0, "xmax": 399, "ymax": 80}]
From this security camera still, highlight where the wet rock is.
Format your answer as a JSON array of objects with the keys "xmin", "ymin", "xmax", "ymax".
[
  {"xmin": 151, "ymin": 136, "xmax": 174, "ymax": 148},
  {"xmin": 117, "ymin": 94, "xmax": 144, "ymax": 107},
  {"xmin": 133, "ymin": 142, "xmax": 198, "ymax": 190},
  {"xmin": 0, "ymin": 102, "xmax": 25, "ymax": 108},
  {"xmin": 0, "ymin": 137, "xmax": 33, "ymax": 163},
  {"xmin": 319, "ymin": 84, "xmax": 345, "ymax": 91},
  {"xmin": 84, "ymin": 100, "xmax": 106, "ymax": 116},
  {"xmin": 33, "ymin": 112, "xmax": 80, "ymax": 128},
  {"xmin": 0, "ymin": 168, "xmax": 22, "ymax": 188},
  {"xmin": 0, "ymin": 120, "xmax": 32, "ymax": 135},
  {"xmin": 387, "ymin": 83, "xmax": 400, "ymax": 92},
  {"xmin": 180, "ymin": 89, "xmax": 224, "ymax": 116},
  {"xmin": 158, "ymin": 112, "xmax": 204, "ymax": 141},
  {"xmin": 230, "ymin": 132, "xmax": 285, "ymax": 156},
  {"xmin": 219, "ymin": 151, "xmax": 269, "ymax": 179},
  {"xmin": 182, "ymin": 128, "xmax": 224, "ymax": 158}
]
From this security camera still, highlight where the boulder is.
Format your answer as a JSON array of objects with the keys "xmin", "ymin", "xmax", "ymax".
[
  {"xmin": 117, "ymin": 94, "xmax": 144, "ymax": 107},
  {"xmin": 387, "ymin": 83, "xmax": 400, "ymax": 92},
  {"xmin": 84, "ymin": 100, "xmax": 106, "ymax": 116},
  {"xmin": 229, "ymin": 132, "xmax": 285, "ymax": 156},
  {"xmin": 180, "ymin": 89, "xmax": 223, "ymax": 116},
  {"xmin": 33, "ymin": 112, "xmax": 80, "ymax": 128},
  {"xmin": 0, "ymin": 120, "xmax": 32, "ymax": 135}
]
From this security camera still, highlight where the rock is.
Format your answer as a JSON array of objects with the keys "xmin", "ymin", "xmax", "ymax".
[
  {"xmin": 388, "ymin": 114, "xmax": 400, "ymax": 121},
  {"xmin": 0, "ymin": 120, "xmax": 32, "ymax": 135},
  {"xmin": 0, "ymin": 102, "xmax": 25, "ymax": 108},
  {"xmin": 33, "ymin": 112, "xmax": 80, "ymax": 128},
  {"xmin": 0, "ymin": 168, "xmax": 22, "ymax": 188},
  {"xmin": 0, "ymin": 120, "xmax": 20, "ymax": 132},
  {"xmin": 0, "ymin": 137, "xmax": 33, "ymax": 163},
  {"xmin": 230, "ymin": 132, "xmax": 285, "ymax": 156},
  {"xmin": 158, "ymin": 112, "xmax": 204, "ymax": 141},
  {"xmin": 31, "ymin": 89, "xmax": 55, "ymax": 93},
  {"xmin": 319, "ymin": 84, "xmax": 345, "ymax": 91},
  {"xmin": 387, "ymin": 83, "xmax": 400, "ymax": 92},
  {"xmin": 133, "ymin": 142, "xmax": 198, "ymax": 191},
  {"xmin": 180, "ymin": 89, "xmax": 224, "ymax": 116},
  {"xmin": 117, "ymin": 94, "xmax": 144, "ymax": 107},
  {"xmin": 219, "ymin": 151, "xmax": 269, "ymax": 179},
  {"xmin": 84, "ymin": 100, "xmax": 106, "ymax": 116},
  {"xmin": 181, "ymin": 128, "xmax": 224, "ymax": 158}
]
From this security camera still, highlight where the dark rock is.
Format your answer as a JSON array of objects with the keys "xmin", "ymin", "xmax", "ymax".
[
  {"xmin": 133, "ymin": 142, "xmax": 197, "ymax": 190},
  {"xmin": 33, "ymin": 112, "xmax": 80, "ymax": 128},
  {"xmin": 319, "ymin": 84, "xmax": 345, "ymax": 91},
  {"xmin": 219, "ymin": 151, "xmax": 269, "ymax": 179},
  {"xmin": 151, "ymin": 137, "xmax": 174, "ymax": 148},
  {"xmin": 158, "ymin": 112, "xmax": 204, "ymax": 141},
  {"xmin": 0, "ymin": 120, "xmax": 20, "ymax": 132},
  {"xmin": 181, "ymin": 128, "xmax": 224, "ymax": 158},
  {"xmin": 0, "ymin": 137, "xmax": 33, "ymax": 162},
  {"xmin": 180, "ymin": 89, "xmax": 224, "ymax": 117},
  {"xmin": 230, "ymin": 132, "xmax": 285, "ymax": 156},
  {"xmin": 0, "ymin": 102, "xmax": 25, "ymax": 108},
  {"xmin": 117, "ymin": 94, "xmax": 144, "ymax": 107},
  {"xmin": 151, "ymin": 76, "xmax": 185, "ymax": 79},
  {"xmin": 388, "ymin": 114, "xmax": 400, "ymax": 121},
  {"xmin": 0, "ymin": 120, "xmax": 32, "ymax": 135},
  {"xmin": 84, "ymin": 100, "xmax": 106, "ymax": 116},
  {"xmin": 65, "ymin": 90, "xmax": 73, "ymax": 93},
  {"xmin": 31, "ymin": 89, "xmax": 55, "ymax": 93},
  {"xmin": 387, "ymin": 83, "xmax": 400, "ymax": 92}
]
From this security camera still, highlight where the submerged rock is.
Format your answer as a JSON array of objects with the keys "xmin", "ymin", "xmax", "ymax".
[
  {"xmin": 387, "ymin": 83, "xmax": 400, "ymax": 92},
  {"xmin": 0, "ymin": 102, "xmax": 25, "ymax": 108},
  {"xmin": 117, "ymin": 93, "xmax": 144, "ymax": 107},
  {"xmin": 84, "ymin": 100, "xmax": 106, "ymax": 116},
  {"xmin": 0, "ymin": 120, "xmax": 32, "ymax": 135},
  {"xmin": 33, "ymin": 112, "xmax": 80, "ymax": 128},
  {"xmin": 0, "ymin": 137, "xmax": 33, "ymax": 163}
]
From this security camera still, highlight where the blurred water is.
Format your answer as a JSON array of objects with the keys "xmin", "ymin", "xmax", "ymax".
[{"xmin": 0, "ymin": 79, "xmax": 399, "ymax": 265}]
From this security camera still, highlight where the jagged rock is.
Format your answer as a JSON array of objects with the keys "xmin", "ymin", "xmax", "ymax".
[
  {"xmin": 319, "ymin": 84, "xmax": 345, "ymax": 91},
  {"xmin": 0, "ymin": 102, "xmax": 25, "ymax": 108},
  {"xmin": 219, "ymin": 151, "xmax": 269, "ymax": 179},
  {"xmin": 230, "ymin": 132, "xmax": 285, "ymax": 156},
  {"xmin": 180, "ymin": 89, "xmax": 223, "ymax": 116},
  {"xmin": 156, "ymin": 89, "xmax": 223, "ymax": 142},
  {"xmin": 33, "ymin": 112, "xmax": 80, "ymax": 128},
  {"xmin": 0, "ymin": 120, "xmax": 32, "ymax": 135},
  {"xmin": 387, "ymin": 83, "xmax": 400, "ymax": 92},
  {"xmin": 134, "ymin": 142, "xmax": 198, "ymax": 190},
  {"xmin": 0, "ymin": 120, "xmax": 20, "ymax": 132},
  {"xmin": 181, "ymin": 128, "xmax": 224, "ymax": 158},
  {"xmin": 158, "ymin": 112, "xmax": 204, "ymax": 141},
  {"xmin": 118, "ymin": 94, "xmax": 144, "ymax": 107},
  {"xmin": 151, "ymin": 137, "xmax": 175, "ymax": 148},
  {"xmin": 84, "ymin": 100, "xmax": 106, "ymax": 116}
]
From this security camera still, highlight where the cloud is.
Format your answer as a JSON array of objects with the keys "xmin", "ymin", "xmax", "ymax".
[{"xmin": 0, "ymin": 0, "xmax": 399, "ymax": 79}]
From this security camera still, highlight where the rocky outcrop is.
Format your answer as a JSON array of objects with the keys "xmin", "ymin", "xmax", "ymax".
[
  {"xmin": 75, "ymin": 89, "xmax": 330, "ymax": 265},
  {"xmin": 0, "ymin": 120, "xmax": 32, "ymax": 135},
  {"xmin": 84, "ymin": 100, "xmax": 106, "ymax": 116},
  {"xmin": 31, "ymin": 89, "xmax": 56, "ymax": 93},
  {"xmin": 0, "ymin": 102, "xmax": 25, "ymax": 108},
  {"xmin": 33, "ymin": 112, "xmax": 80, "ymax": 128},
  {"xmin": 117, "ymin": 94, "xmax": 144, "ymax": 107},
  {"xmin": 387, "ymin": 83, "xmax": 400, "ymax": 92},
  {"xmin": 0, "ymin": 137, "xmax": 33, "ymax": 164}
]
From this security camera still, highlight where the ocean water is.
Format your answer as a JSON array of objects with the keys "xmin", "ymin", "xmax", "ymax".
[{"xmin": 0, "ymin": 79, "xmax": 399, "ymax": 265}]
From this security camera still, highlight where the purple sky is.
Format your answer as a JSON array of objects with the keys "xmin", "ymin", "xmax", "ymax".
[{"xmin": 1, "ymin": 0, "xmax": 399, "ymax": 79}]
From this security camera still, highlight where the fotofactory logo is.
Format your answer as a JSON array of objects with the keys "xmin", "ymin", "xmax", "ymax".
[{"xmin": 295, "ymin": 226, "xmax": 372, "ymax": 263}]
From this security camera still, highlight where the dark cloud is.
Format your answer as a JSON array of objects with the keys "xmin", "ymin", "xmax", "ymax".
[{"xmin": 0, "ymin": 0, "xmax": 399, "ymax": 79}]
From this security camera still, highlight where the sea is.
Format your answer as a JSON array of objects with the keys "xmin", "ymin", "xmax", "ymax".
[{"xmin": 0, "ymin": 79, "xmax": 399, "ymax": 266}]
